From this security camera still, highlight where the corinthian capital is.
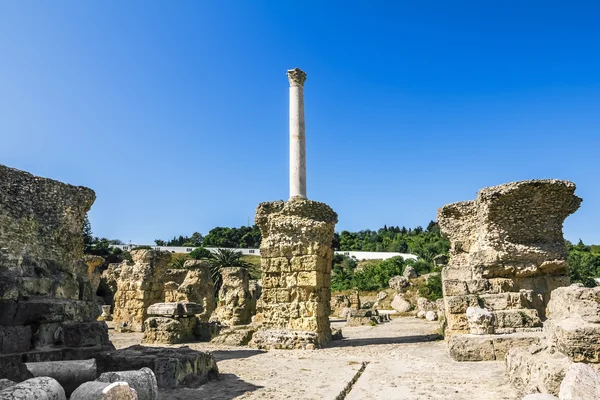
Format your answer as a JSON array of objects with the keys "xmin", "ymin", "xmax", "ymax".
[{"xmin": 287, "ymin": 68, "xmax": 307, "ymax": 87}]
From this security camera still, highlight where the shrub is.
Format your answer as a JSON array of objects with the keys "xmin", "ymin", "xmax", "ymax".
[
  {"xmin": 190, "ymin": 247, "xmax": 212, "ymax": 260},
  {"xmin": 418, "ymin": 273, "xmax": 443, "ymax": 301}
]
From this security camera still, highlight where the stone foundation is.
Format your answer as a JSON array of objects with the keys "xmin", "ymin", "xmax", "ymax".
[
  {"xmin": 251, "ymin": 199, "xmax": 337, "ymax": 349},
  {"xmin": 437, "ymin": 180, "xmax": 581, "ymax": 361}
]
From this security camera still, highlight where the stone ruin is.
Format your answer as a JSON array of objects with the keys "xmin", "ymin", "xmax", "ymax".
[
  {"xmin": 0, "ymin": 164, "xmax": 113, "ymax": 381},
  {"xmin": 112, "ymin": 249, "xmax": 171, "ymax": 332},
  {"xmin": 211, "ymin": 266, "xmax": 253, "ymax": 326},
  {"xmin": 250, "ymin": 199, "xmax": 337, "ymax": 349},
  {"xmin": 507, "ymin": 284, "xmax": 600, "ymax": 398},
  {"xmin": 0, "ymin": 164, "xmax": 219, "ymax": 397},
  {"xmin": 437, "ymin": 179, "xmax": 582, "ymax": 361}
]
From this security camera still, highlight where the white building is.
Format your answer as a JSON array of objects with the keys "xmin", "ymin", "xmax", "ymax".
[{"xmin": 111, "ymin": 245, "xmax": 417, "ymax": 261}]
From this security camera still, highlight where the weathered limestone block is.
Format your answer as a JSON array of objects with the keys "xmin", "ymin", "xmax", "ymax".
[
  {"xmin": 141, "ymin": 316, "xmax": 197, "ymax": 345},
  {"xmin": 147, "ymin": 302, "xmax": 202, "ymax": 318},
  {"xmin": 112, "ymin": 249, "xmax": 171, "ymax": 332},
  {"xmin": 70, "ymin": 381, "xmax": 137, "ymax": 400},
  {"xmin": 403, "ymin": 266, "xmax": 418, "ymax": 279},
  {"xmin": 251, "ymin": 199, "xmax": 337, "ymax": 349},
  {"xmin": 95, "ymin": 345, "xmax": 218, "ymax": 388},
  {"xmin": 558, "ymin": 363, "xmax": 600, "ymax": 400},
  {"xmin": 545, "ymin": 285, "xmax": 600, "ymax": 363},
  {"xmin": 0, "ymin": 381, "xmax": 14, "ymax": 392},
  {"xmin": 391, "ymin": 294, "xmax": 411, "ymax": 313},
  {"xmin": 389, "ymin": 276, "xmax": 409, "ymax": 292},
  {"xmin": 448, "ymin": 332, "xmax": 543, "ymax": 361},
  {"xmin": 97, "ymin": 368, "xmax": 158, "ymax": 400},
  {"xmin": 211, "ymin": 325, "xmax": 256, "ymax": 346},
  {"xmin": 506, "ymin": 344, "xmax": 571, "ymax": 395},
  {"xmin": 438, "ymin": 180, "xmax": 581, "ymax": 360},
  {"xmin": 211, "ymin": 267, "xmax": 252, "ymax": 326},
  {"xmin": 25, "ymin": 359, "xmax": 96, "ymax": 396},
  {"xmin": 0, "ymin": 377, "xmax": 66, "ymax": 400}
]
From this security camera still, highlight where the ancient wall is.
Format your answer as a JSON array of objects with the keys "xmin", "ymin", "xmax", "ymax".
[
  {"xmin": 112, "ymin": 249, "xmax": 171, "ymax": 332},
  {"xmin": 210, "ymin": 267, "xmax": 252, "ymax": 326},
  {"xmin": 164, "ymin": 260, "xmax": 215, "ymax": 322},
  {"xmin": 251, "ymin": 199, "xmax": 337, "ymax": 349},
  {"xmin": 0, "ymin": 165, "xmax": 113, "ymax": 380},
  {"xmin": 437, "ymin": 180, "xmax": 581, "ymax": 360}
]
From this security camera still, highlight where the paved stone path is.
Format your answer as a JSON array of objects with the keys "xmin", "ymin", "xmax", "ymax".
[{"xmin": 110, "ymin": 317, "xmax": 519, "ymax": 399}]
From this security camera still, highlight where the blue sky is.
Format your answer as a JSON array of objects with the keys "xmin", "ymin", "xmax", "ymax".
[{"xmin": 1, "ymin": 1, "xmax": 598, "ymax": 244}]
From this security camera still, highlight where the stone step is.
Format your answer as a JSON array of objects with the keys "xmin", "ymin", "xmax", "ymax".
[
  {"xmin": 492, "ymin": 309, "xmax": 542, "ymax": 329},
  {"xmin": 448, "ymin": 331, "xmax": 544, "ymax": 361},
  {"xmin": 479, "ymin": 291, "xmax": 540, "ymax": 311}
]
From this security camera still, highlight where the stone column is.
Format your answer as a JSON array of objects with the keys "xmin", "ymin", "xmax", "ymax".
[{"xmin": 287, "ymin": 68, "xmax": 307, "ymax": 200}]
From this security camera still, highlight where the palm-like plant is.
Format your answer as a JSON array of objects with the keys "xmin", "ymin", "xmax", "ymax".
[{"xmin": 208, "ymin": 248, "xmax": 252, "ymax": 295}]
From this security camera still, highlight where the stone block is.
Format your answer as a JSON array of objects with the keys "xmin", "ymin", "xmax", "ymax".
[
  {"xmin": 211, "ymin": 325, "xmax": 256, "ymax": 346},
  {"xmin": 142, "ymin": 317, "xmax": 196, "ymax": 345},
  {"xmin": 442, "ymin": 280, "xmax": 468, "ymax": 296},
  {"xmin": 445, "ymin": 313, "xmax": 469, "ymax": 332},
  {"xmin": 250, "ymin": 328, "xmax": 320, "ymax": 350},
  {"xmin": 546, "ymin": 318, "xmax": 600, "ymax": 363},
  {"xmin": 493, "ymin": 309, "xmax": 541, "ymax": 329},
  {"xmin": 146, "ymin": 302, "xmax": 202, "ymax": 318},
  {"xmin": 0, "ymin": 326, "xmax": 32, "ymax": 354},
  {"xmin": 506, "ymin": 345, "xmax": 570, "ymax": 396},
  {"xmin": 97, "ymin": 345, "xmax": 218, "ymax": 388},
  {"xmin": 62, "ymin": 321, "xmax": 111, "ymax": 347},
  {"xmin": 445, "ymin": 295, "xmax": 479, "ymax": 314},
  {"xmin": 448, "ymin": 332, "xmax": 543, "ymax": 361},
  {"xmin": 558, "ymin": 362, "xmax": 600, "ymax": 400},
  {"xmin": 0, "ymin": 354, "xmax": 33, "ymax": 382}
]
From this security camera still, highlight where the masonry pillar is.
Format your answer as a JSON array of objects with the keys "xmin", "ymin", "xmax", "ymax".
[{"xmin": 250, "ymin": 69, "xmax": 337, "ymax": 349}]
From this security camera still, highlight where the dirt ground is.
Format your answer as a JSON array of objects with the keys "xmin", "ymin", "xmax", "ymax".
[{"xmin": 109, "ymin": 317, "xmax": 519, "ymax": 400}]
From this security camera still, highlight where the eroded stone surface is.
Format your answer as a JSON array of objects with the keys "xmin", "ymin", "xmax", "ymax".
[
  {"xmin": 251, "ymin": 199, "xmax": 337, "ymax": 348},
  {"xmin": 0, "ymin": 376, "xmax": 66, "ymax": 400},
  {"xmin": 165, "ymin": 262, "xmax": 215, "ymax": 322},
  {"xmin": 438, "ymin": 180, "xmax": 580, "ymax": 360},
  {"xmin": 141, "ymin": 317, "xmax": 197, "ymax": 345},
  {"xmin": 112, "ymin": 250, "xmax": 171, "ymax": 332},
  {"xmin": 211, "ymin": 267, "xmax": 252, "ymax": 326},
  {"xmin": 0, "ymin": 165, "xmax": 112, "ymax": 374},
  {"xmin": 558, "ymin": 362, "xmax": 600, "ymax": 400},
  {"xmin": 95, "ymin": 345, "xmax": 218, "ymax": 389}
]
